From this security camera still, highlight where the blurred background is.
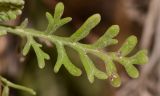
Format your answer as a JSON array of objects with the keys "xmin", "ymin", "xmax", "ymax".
[{"xmin": 0, "ymin": 0, "xmax": 160, "ymax": 96}]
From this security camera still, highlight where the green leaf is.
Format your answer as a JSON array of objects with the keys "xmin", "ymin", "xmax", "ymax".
[
  {"xmin": 2, "ymin": 86, "xmax": 9, "ymax": 96},
  {"xmin": 0, "ymin": 29, "xmax": 7, "ymax": 36},
  {"xmin": 91, "ymin": 25, "xmax": 119, "ymax": 48},
  {"xmin": 118, "ymin": 36, "xmax": 137, "ymax": 56},
  {"xmin": 53, "ymin": 42, "xmax": 63, "ymax": 73},
  {"xmin": 20, "ymin": 18, "xmax": 28, "ymax": 28},
  {"xmin": 130, "ymin": 50, "xmax": 148, "ymax": 65},
  {"xmin": 7, "ymin": 10, "xmax": 17, "ymax": 20},
  {"xmin": 70, "ymin": 14, "xmax": 101, "ymax": 42},
  {"xmin": 109, "ymin": 73, "xmax": 121, "ymax": 87},
  {"xmin": 53, "ymin": 2, "xmax": 64, "ymax": 22},
  {"xmin": 105, "ymin": 59, "xmax": 117, "ymax": 76},
  {"xmin": 45, "ymin": 2, "xmax": 71, "ymax": 34},
  {"xmin": 54, "ymin": 42, "xmax": 82, "ymax": 76},
  {"xmin": 22, "ymin": 36, "xmax": 50, "ymax": 69},
  {"xmin": 32, "ymin": 42, "xmax": 50, "ymax": 69},
  {"xmin": 58, "ymin": 17, "xmax": 72, "ymax": 27},
  {"xmin": 125, "ymin": 65, "xmax": 139, "ymax": 78},
  {"xmin": 78, "ymin": 50, "xmax": 107, "ymax": 83},
  {"xmin": 0, "ymin": 1, "xmax": 148, "ymax": 88},
  {"xmin": 45, "ymin": 12, "xmax": 54, "ymax": 33},
  {"xmin": 46, "ymin": 12, "xmax": 53, "ymax": 22},
  {"xmin": 115, "ymin": 55, "xmax": 139, "ymax": 78},
  {"xmin": 82, "ymin": 55, "xmax": 107, "ymax": 82},
  {"xmin": 45, "ymin": 13, "xmax": 71, "ymax": 34},
  {"xmin": 79, "ymin": 51, "xmax": 95, "ymax": 82},
  {"xmin": 94, "ymin": 68, "xmax": 108, "ymax": 80},
  {"xmin": 103, "ymin": 57, "xmax": 121, "ymax": 87},
  {"xmin": 0, "ymin": 0, "xmax": 24, "ymax": 21},
  {"xmin": 22, "ymin": 38, "xmax": 31, "ymax": 56}
]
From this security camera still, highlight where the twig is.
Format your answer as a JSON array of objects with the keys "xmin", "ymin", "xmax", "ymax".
[{"xmin": 140, "ymin": 0, "xmax": 160, "ymax": 49}]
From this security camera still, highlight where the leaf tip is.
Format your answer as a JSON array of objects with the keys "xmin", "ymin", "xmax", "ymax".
[
  {"xmin": 72, "ymin": 69, "xmax": 82, "ymax": 76},
  {"xmin": 111, "ymin": 25, "xmax": 120, "ymax": 30},
  {"xmin": 53, "ymin": 68, "xmax": 58, "ymax": 73},
  {"xmin": 107, "ymin": 25, "xmax": 120, "ymax": 37},
  {"xmin": 88, "ymin": 76, "xmax": 94, "ymax": 83},
  {"xmin": 57, "ymin": 2, "xmax": 64, "ymax": 7},
  {"xmin": 92, "ymin": 13, "xmax": 101, "ymax": 22},
  {"xmin": 46, "ymin": 12, "xmax": 51, "ymax": 16},
  {"xmin": 56, "ymin": 2, "xmax": 64, "ymax": 10},
  {"xmin": 125, "ymin": 65, "xmax": 139, "ymax": 78},
  {"xmin": 109, "ymin": 74, "xmax": 121, "ymax": 87},
  {"xmin": 140, "ymin": 50, "xmax": 148, "ymax": 63},
  {"xmin": 67, "ymin": 17, "xmax": 72, "ymax": 21},
  {"xmin": 128, "ymin": 35, "xmax": 137, "ymax": 42},
  {"xmin": 39, "ymin": 64, "xmax": 45, "ymax": 69}
]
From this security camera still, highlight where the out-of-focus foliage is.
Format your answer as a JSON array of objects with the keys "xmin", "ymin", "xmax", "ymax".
[
  {"xmin": 0, "ymin": 0, "xmax": 24, "ymax": 21},
  {"xmin": 0, "ymin": 76, "xmax": 36, "ymax": 96}
]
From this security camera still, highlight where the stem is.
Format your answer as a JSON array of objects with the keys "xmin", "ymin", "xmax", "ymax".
[
  {"xmin": 0, "ymin": 25, "xmax": 124, "ymax": 72},
  {"xmin": 0, "ymin": 76, "xmax": 36, "ymax": 95},
  {"xmin": 0, "ymin": 26, "xmax": 111, "ymax": 59}
]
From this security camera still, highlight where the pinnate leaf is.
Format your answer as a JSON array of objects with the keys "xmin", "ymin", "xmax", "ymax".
[{"xmin": 0, "ymin": 1, "xmax": 148, "ymax": 88}]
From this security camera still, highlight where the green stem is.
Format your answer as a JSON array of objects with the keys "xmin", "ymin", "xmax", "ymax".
[
  {"xmin": 0, "ymin": 76, "xmax": 36, "ymax": 95},
  {"xmin": 0, "ymin": 25, "xmax": 122, "ymax": 66},
  {"xmin": 0, "ymin": 26, "xmax": 110, "ymax": 58}
]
